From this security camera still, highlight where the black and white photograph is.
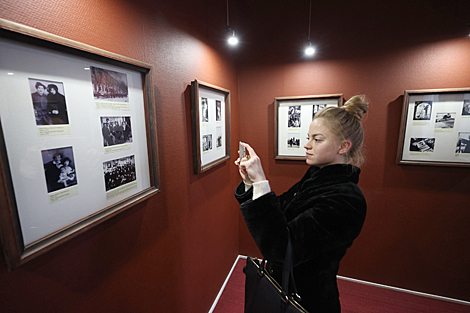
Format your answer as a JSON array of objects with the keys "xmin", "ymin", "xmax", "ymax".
[
  {"xmin": 456, "ymin": 132, "xmax": 470, "ymax": 153},
  {"xmin": 216, "ymin": 100, "xmax": 222, "ymax": 122},
  {"xmin": 312, "ymin": 104, "xmax": 327, "ymax": 119},
  {"xmin": 202, "ymin": 134, "xmax": 212, "ymax": 152},
  {"xmin": 288, "ymin": 105, "xmax": 301, "ymax": 128},
  {"xmin": 42, "ymin": 146, "xmax": 77, "ymax": 193},
  {"xmin": 91, "ymin": 66, "xmax": 129, "ymax": 102},
  {"xmin": 287, "ymin": 134, "xmax": 301, "ymax": 148},
  {"xmin": 103, "ymin": 155, "xmax": 136, "ymax": 192},
  {"xmin": 462, "ymin": 100, "xmax": 470, "ymax": 116},
  {"xmin": 29, "ymin": 78, "xmax": 69, "ymax": 126},
  {"xmin": 201, "ymin": 97, "xmax": 209, "ymax": 122},
  {"xmin": 435, "ymin": 112, "xmax": 455, "ymax": 129},
  {"xmin": 101, "ymin": 116, "xmax": 132, "ymax": 146},
  {"xmin": 216, "ymin": 127, "xmax": 222, "ymax": 148},
  {"xmin": 413, "ymin": 101, "xmax": 432, "ymax": 120},
  {"xmin": 409, "ymin": 138, "xmax": 435, "ymax": 152}
]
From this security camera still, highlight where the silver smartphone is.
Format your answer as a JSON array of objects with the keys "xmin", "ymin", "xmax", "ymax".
[{"xmin": 239, "ymin": 141, "xmax": 246, "ymax": 160}]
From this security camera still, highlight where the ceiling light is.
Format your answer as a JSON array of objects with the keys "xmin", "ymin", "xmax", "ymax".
[
  {"xmin": 305, "ymin": 43, "xmax": 315, "ymax": 56},
  {"xmin": 304, "ymin": 0, "xmax": 315, "ymax": 57},
  {"xmin": 226, "ymin": 0, "xmax": 238, "ymax": 46}
]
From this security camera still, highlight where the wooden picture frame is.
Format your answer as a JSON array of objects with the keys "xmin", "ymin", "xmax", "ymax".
[
  {"xmin": 0, "ymin": 19, "xmax": 160, "ymax": 270},
  {"xmin": 274, "ymin": 94, "xmax": 343, "ymax": 160},
  {"xmin": 397, "ymin": 88, "xmax": 470, "ymax": 167},
  {"xmin": 191, "ymin": 80, "xmax": 231, "ymax": 173}
]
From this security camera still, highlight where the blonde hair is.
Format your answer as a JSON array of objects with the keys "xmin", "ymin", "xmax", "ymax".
[{"xmin": 314, "ymin": 95, "xmax": 369, "ymax": 167}]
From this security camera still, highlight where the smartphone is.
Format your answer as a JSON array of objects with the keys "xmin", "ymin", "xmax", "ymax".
[{"xmin": 239, "ymin": 141, "xmax": 246, "ymax": 160}]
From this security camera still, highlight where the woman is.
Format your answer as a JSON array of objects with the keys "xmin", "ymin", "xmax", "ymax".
[{"xmin": 235, "ymin": 95, "xmax": 369, "ymax": 312}]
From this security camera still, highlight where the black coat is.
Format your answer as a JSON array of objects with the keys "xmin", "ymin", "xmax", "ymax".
[{"xmin": 235, "ymin": 164, "xmax": 367, "ymax": 312}]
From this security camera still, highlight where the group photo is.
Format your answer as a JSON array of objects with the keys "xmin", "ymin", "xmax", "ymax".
[{"xmin": 101, "ymin": 116, "xmax": 133, "ymax": 147}]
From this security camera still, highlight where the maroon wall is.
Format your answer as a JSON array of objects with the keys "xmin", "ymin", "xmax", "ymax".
[
  {"xmin": 1, "ymin": 0, "xmax": 470, "ymax": 311},
  {"xmin": 0, "ymin": 0, "xmax": 240, "ymax": 312},
  {"xmin": 238, "ymin": 39, "xmax": 470, "ymax": 301}
]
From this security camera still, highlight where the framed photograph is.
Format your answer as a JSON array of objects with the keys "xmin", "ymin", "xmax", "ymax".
[
  {"xmin": 0, "ymin": 19, "xmax": 161, "ymax": 270},
  {"xmin": 274, "ymin": 94, "xmax": 343, "ymax": 160},
  {"xmin": 397, "ymin": 88, "xmax": 470, "ymax": 167},
  {"xmin": 191, "ymin": 80, "xmax": 230, "ymax": 173}
]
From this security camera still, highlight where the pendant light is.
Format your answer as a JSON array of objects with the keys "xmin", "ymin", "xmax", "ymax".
[
  {"xmin": 305, "ymin": 0, "xmax": 315, "ymax": 56},
  {"xmin": 226, "ymin": 0, "xmax": 238, "ymax": 46}
]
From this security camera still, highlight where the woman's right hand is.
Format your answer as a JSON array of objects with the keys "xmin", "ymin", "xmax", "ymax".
[{"xmin": 235, "ymin": 142, "xmax": 266, "ymax": 183}]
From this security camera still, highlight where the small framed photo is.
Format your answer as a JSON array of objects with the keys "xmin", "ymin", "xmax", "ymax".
[
  {"xmin": 191, "ymin": 80, "xmax": 230, "ymax": 173},
  {"xmin": 397, "ymin": 88, "xmax": 470, "ymax": 167},
  {"xmin": 274, "ymin": 94, "xmax": 343, "ymax": 160}
]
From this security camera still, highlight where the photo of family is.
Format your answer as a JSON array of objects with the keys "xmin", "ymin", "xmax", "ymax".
[
  {"xmin": 29, "ymin": 78, "xmax": 69, "ymax": 126},
  {"xmin": 91, "ymin": 66, "xmax": 129, "ymax": 102},
  {"xmin": 101, "ymin": 116, "xmax": 132, "ymax": 147},
  {"xmin": 42, "ymin": 146, "xmax": 77, "ymax": 193},
  {"xmin": 103, "ymin": 155, "xmax": 136, "ymax": 192}
]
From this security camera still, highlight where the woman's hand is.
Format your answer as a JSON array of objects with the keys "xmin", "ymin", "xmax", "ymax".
[{"xmin": 235, "ymin": 142, "xmax": 266, "ymax": 183}]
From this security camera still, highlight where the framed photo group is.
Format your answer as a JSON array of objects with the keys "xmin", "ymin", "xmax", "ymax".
[
  {"xmin": 0, "ymin": 19, "xmax": 160, "ymax": 269},
  {"xmin": 274, "ymin": 94, "xmax": 343, "ymax": 160},
  {"xmin": 397, "ymin": 88, "xmax": 470, "ymax": 167},
  {"xmin": 191, "ymin": 80, "xmax": 230, "ymax": 173}
]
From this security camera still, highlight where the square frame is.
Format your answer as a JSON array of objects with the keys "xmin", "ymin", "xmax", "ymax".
[
  {"xmin": 191, "ymin": 80, "xmax": 231, "ymax": 173},
  {"xmin": 0, "ymin": 19, "xmax": 160, "ymax": 270},
  {"xmin": 397, "ymin": 88, "xmax": 470, "ymax": 167},
  {"xmin": 274, "ymin": 94, "xmax": 343, "ymax": 160}
]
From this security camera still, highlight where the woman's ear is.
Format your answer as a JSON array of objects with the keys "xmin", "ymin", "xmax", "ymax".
[{"xmin": 338, "ymin": 140, "xmax": 352, "ymax": 155}]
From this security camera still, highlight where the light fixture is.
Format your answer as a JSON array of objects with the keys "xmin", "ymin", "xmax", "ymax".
[
  {"xmin": 226, "ymin": 0, "xmax": 238, "ymax": 46},
  {"xmin": 304, "ymin": 0, "xmax": 316, "ymax": 57}
]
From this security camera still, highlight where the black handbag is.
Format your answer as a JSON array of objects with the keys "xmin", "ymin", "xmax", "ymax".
[{"xmin": 243, "ymin": 232, "xmax": 308, "ymax": 313}]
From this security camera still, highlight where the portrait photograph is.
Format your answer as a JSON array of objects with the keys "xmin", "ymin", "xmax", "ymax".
[
  {"xmin": 42, "ymin": 146, "xmax": 77, "ymax": 193},
  {"xmin": 90, "ymin": 66, "xmax": 129, "ymax": 102},
  {"xmin": 409, "ymin": 138, "xmax": 435, "ymax": 152},
  {"xmin": 103, "ymin": 155, "xmax": 136, "ymax": 192},
  {"xmin": 456, "ymin": 132, "xmax": 470, "ymax": 153},
  {"xmin": 462, "ymin": 100, "xmax": 470, "ymax": 116},
  {"xmin": 434, "ymin": 112, "xmax": 455, "ymax": 129},
  {"xmin": 101, "ymin": 116, "xmax": 133, "ymax": 147},
  {"xmin": 216, "ymin": 127, "xmax": 222, "ymax": 148},
  {"xmin": 216, "ymin": 100, "xmax": 222, "ymax": 122},
  {"xmin": 201, "ymin": 97, "xmax": 209, "ymax": 122},
  {"xmin": 29, "ymin": 78, "xmax": 69, "ymax": 126},
  {"xmin": 202, "ymin": 134, "xmax": 212, "ymax": 152},
  {"xmin": 288, "ymin": 105, "xmax": 301, "ymax": 128},
  {"xmin": 413, "ymin": 101, "xmax": 432, "ymax": 120}
]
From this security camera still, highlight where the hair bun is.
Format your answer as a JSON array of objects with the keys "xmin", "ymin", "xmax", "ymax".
[{"xmin": 343, "ymin": 95, "xmax": 369, "ymax": 121}]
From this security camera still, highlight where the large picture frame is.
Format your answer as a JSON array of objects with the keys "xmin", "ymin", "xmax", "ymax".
[
  {"xmin": 191, "ymin": 80, "xmax": 231, "ymax": 173},
  {"xmin": 274, "ymin": 94, "xmax": 343, "ymax": 160},
  {"xmin": 397, "ymin": 88, "xmax": 470, "ymax": 167},
  {"xmin": 0, "ymin": 19, "xmax": 160, "ymax": 270}
]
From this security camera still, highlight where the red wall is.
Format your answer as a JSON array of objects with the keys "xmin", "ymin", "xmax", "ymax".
[
  {"xmin": 0, "ymin": 0, "xmax": 241, "ymax": 312},
  {"xmin": 1, "ymin": 0, "xmax": 470, "ymax": 311},
  {"xmin": 238, "ymin": 40, "xmax": 470, "ymax": 301}
]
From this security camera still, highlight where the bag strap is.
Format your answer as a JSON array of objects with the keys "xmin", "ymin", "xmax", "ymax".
[{"xmin": 281, "ymin": 229, "xmax": 301, "ymax": 302}]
